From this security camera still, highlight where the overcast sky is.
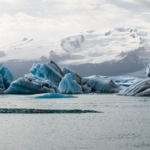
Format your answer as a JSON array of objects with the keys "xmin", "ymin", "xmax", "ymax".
[{"xmin": 0, "ymin": 0, "xmax": 150, "ymax": 45}]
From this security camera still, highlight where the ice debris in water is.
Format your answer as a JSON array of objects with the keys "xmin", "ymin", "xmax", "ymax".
[
  {"xmin": 138, "ymin": 98, "xmax": 148, "ymax": 102},
  {"xmin": 23, "ymin": 93, "xmax": 77, "ymax": 99},
  {"xmin": 118, "ymin": 78, "xmax": 150, "ymax": 96},
  {"xmin": 30, "ymin": 62, "xmax": 63, "ymax": 87},
  {"xmin": 82, "ymin": 75, "xmax": 121, "ymax": 93},
  {"xmin": 62, "ymin": 67, "xmax": 82, "ymax": 84},
  {"xmin": 146, "ymin": 63, "xmax": 150, "ymax": 77},
  {"xmin": 5, "ymin": 77, "xmax": 56, "ymax": 94},
  {"xmin": 0, "ymin": 65, "xmax": 15, "ymax": 89},
  {"xmin": 99, "ymin": 76, "xmax": 142, "ymax": 86},
  {"xmin": 58, "ymin": 73, "xmax": 83, "ymax": 94}
]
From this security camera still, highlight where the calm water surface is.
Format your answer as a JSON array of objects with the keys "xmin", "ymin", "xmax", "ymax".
[{"xmin": 0, "ymin": 94, "xmax": 150, "ymax": 150}]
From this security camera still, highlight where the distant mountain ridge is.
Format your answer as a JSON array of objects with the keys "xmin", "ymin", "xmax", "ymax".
[{"xmin": 0, "ymin": 27, "xmax": 149, "ymax": 78}]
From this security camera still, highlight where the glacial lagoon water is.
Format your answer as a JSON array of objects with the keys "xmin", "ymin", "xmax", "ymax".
[{"xmin": 0, "ymin": 94, "xmax": 150, "ymax": 150}]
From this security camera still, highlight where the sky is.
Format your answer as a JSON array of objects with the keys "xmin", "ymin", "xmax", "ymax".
[{"xmin": 0, "ymin": 0, "xmax": 150, "ymax": 46}]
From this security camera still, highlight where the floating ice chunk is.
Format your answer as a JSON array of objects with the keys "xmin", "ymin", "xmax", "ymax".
[
  {"xmin": 138, "ymin": 98, "xmax": 148, "ymax": 102},
  {"xmin": 47, "ymin": 61, "xmax": 64, "ymax": 76},
  {"xmin": 99, "ymin": 75, "xmax": 142, "ymax": 86},
  {"xmin": 118, "ymin": 78, "xmax": 150, "ymax": 96},
  {"xmin": 146, "ymin": 63, "xmax": 150, "ymax": 77},
  {"xmin": 136, "ymin": 88, "xmax": 150, "ymax": 96},
  {"xmin": 62, "ymin": 67, "xmax": 82, "ymax": 84},
  {"xmin": 24, "ymin": 93, "xmax": 77, "ymax": 99},
  {"xmin": 25, "ymin": 73, "xmax": 59, "ymax": 93},
  {"xmin": 5, "ymin": 77, "xmax": 55, "ymax": 94},
  {"xmin": 30, "ymin": 63, "xmax": 63, "ymax": 87},
  {"xmin": 82, "ymin": 84, "xmax": 92, "ymax": 93},
  {"xmin": 0, "ymin": 65, "xmax": 15, "ymax": 89},
  {"xmin": 58, "ymin": 73, "xmax": 83, "ymax": 94},
  {"xmin": 0, "ymin": 74, "xmax": 5, "ymax": 93},
  {"xmin": 82, "ymin": 75, "xmax": 121, "ymax": 93}
]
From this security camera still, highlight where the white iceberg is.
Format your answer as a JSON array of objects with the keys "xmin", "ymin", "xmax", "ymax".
[
  {"xmin": 58, "ymin": 73, "xmax": 83, "ymax": 94},
  {"xmin": 82, "ymin": 75, "xmax": 121, "ymax": 93},
  {"xmin": 118, "ymin": 78, "xmax": 150, "ymax": 96}
]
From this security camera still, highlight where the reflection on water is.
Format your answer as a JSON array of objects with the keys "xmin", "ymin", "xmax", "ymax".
[{"xmin": 0, "ymin": 94, "xmax": 150, "ymax": 150}]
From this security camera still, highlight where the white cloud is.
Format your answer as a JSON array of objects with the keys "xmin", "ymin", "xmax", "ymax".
[{"xmin": 0, "ymin": 0, "xmax": 150, "ymax": 45}]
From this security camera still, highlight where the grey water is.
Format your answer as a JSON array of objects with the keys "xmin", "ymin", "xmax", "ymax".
[{"xmin": 0, "ymin": 94, "xmax": 150, "ymax": 150}]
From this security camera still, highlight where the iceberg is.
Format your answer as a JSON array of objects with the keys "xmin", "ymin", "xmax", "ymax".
[
  {"xmin": 47, "ymin": 61, "xmax": 64, "ymax": 76},
  {"xmin": 58, "ymin": 73, "xmax": 83, "ymax": 94},
  {"xmin": 99, "ymin": 76, "xmax": 142, "ymax": 86},
  {"xmin": 62, "ymin": 67, "xmax": 82, "ymax": 85},
  {"xmin": 30, "ymin": 63, "xmax": 63, "ymax": 87},
  {"xmin": 25, "ymin": 73, "xmax": 59, "ymax": 93},
  {"xmin": 0, "ymin": 74, "xmax": 5, "ymax": 93},
  {"xmin": 5, "ymin": 77, "xmax": 55, "ymax": 94},
  {"xmin": 82, "ymin": 75, "xmax": 121, "ymax": 93},
  {"xmin": 118, "ymin": 78, "xmax": 150, "ymax": 96},
  {"xmin": 146, "ymin": 63, "xmax": 150, "ymax": 77},
  {"xmin": 24, "ymin": 93, "xmax": 77, "ymax": 99},
  {"xmin": 136, "ymin": 89, "xmax": 150, "ymax": 96},
  {"xmin": 0, "ymin": 65, "xmax": 15, "ymax": 89},
  {"xmin": 81, "ymin": 84, "xmax": 92, "ymax": 93}
]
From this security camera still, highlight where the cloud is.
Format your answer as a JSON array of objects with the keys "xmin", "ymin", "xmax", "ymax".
[
  {"xmin": 0, "ymin": 0, "xmax": 150, "ymax": 45},
  {"xmin": 136, "ymin": 0, "xmax": 150, "ymax": 8}
]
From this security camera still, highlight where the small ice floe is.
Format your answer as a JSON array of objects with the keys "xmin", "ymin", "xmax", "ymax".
[
  {"xmin": 138, "ymin": 98, "xmax": 148, "ymax": 102},
  {"xmin": 22, "ymin": 93, "xmax": 77, "ymax": 99}
]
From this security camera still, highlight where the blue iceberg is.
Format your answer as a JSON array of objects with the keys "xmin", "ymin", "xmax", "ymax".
[
  {"xmin": 25, "ymin": 74, "xmax": 59, "ymax": 93},
  {"xmin": 62, "ymin": 67, "xmax": 82, "ymax": 85},
  {"xmin": 99, "ymin": 75, "xmax": 142, "ymax": 86},
  {"xmin": 47, "ymin": 61, "xmax": 64, "ymax": 76},
  {"xmin": 24, "ymin": 93, "xmax": 77, "ymax": 99},
  {"xmin": 82, "ymin": 75, "xmax": 121, "ymax": 93},
  {"xmin": 30, "ymin": 63, "xmax": 63, "ymax": 87},
  {"xmin": 58, "ymin": 73, "xmax": 83, "ymax": 94},
  {"xmin": 5, "ymin": 77, "xmax": 55, "ymax": 94},
  {"xmin": 0, "ymin": 74, "xmax": 5, "ymax": 93},
  {"xmin": 0, "ymin": 64, "xmax": 15, "ymax": 89}
]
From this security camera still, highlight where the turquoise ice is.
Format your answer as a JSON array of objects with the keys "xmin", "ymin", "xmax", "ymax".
[
  {"xmin": 5, "ymin": 77, "xmax": 55, "ymax": 94},
  {"xmin": 30, "ymin": 63, "xmax": 63, "ymax": 87},
  {"xmin": 0, "ymin": 65, "xmax": 15, "ymax": 89},
  {"xmin": 24, "ymin": 93, "xmax": 77, "ymax": 99},
  {"xmin": 58, "ymin": 73, "xmax": 83, "ymax": 94}
]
